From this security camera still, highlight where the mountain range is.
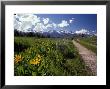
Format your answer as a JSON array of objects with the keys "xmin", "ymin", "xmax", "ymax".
[{"xmin": 15, "ymin": 29, "xmax": 97, "ymax": 38}]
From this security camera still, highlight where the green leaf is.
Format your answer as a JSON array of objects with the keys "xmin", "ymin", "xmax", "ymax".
[{"xmin": 32, "ymin": 71, "xmax": 36, "ymax": 76}]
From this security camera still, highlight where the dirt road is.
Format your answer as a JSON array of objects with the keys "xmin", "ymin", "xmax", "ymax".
[{"xmin": 72, "ymin": 40, "xmax": 97, "ymax": 76}]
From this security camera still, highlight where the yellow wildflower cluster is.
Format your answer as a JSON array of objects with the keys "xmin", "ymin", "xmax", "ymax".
[
  {"xmin": 14, "ymin": 54, "xmax": 23, "ymax": 64},
  {"xmin": 29, "ymin": 54, "xmax": 41, "ymax": 65}
]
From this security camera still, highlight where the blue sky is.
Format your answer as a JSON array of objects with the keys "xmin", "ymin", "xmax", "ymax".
[
  {"xmin": 14, "ymin": 14, "xmax": 97, "ymax": 34},
  {"xmin": 36, "ymin": 14, "xmax": 97, "ymax": 31}
]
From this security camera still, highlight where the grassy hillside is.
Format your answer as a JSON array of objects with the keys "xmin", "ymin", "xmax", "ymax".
[
  {"xmin": 14, "ymin": 37, "xmax": 92, "ymax": 76},
  {"xmin": 76, "ymin": 36, "xmax": 97, "ymax": 54}
]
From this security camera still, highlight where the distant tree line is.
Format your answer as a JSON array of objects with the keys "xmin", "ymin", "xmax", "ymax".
[{"xmin": 14, "ymin": 29, "xmax": 50, "ymax": 38}]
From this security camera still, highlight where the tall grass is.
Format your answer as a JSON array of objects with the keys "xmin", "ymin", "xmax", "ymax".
[{"xmin": 76, "ymin": 36, "xmax": 97, "ymax": 54}]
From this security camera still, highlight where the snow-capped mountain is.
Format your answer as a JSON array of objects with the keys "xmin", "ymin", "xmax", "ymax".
[{"xmin": 15, "ymin": 28, "xmax": 96, "ymax": 38}]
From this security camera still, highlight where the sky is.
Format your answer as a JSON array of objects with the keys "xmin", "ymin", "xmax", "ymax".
[{"xmin": 14, "ymin": 14, "xmax": 97, "ymax": 34}]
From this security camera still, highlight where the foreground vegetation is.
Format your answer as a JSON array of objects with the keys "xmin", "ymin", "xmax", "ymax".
[{"xmin": 14, "ymin": 37, "xmax": 92, "ymax": 76}]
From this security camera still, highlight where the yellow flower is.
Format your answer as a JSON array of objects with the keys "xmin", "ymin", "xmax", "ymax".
[
  {"xmin": 37, "ymin": 54, "xmax": 41, "ymax": 59},
  {"xmin": 30, "ymin": 58, "xmax": 40, "ymax": 65},
  {"xmin": 14, "ymin": 54, "xmax": 23, "ymax": 64},
  {"xmin": 30, "ymin": 54, "xmax": 41, "ymax": 65}
]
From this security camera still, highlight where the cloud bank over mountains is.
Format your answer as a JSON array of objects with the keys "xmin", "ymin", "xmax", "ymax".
[
  {"xmin": 14, "ymin": 14, "xmax": 73, "ymax": 32},
  {"xmin": 75, "ymin": 29, "xmax": 89, "ymax": 34},
  {"xmin": 14, "ymin": 14, "xmax": 96, "ymax": 35}
]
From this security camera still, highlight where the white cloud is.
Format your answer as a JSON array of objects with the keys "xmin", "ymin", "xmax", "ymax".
[
  {"xmin": 33, "ymin": 23, "xmax": 53, "ymax": 32},
  {"xmin": 34, "ymin": 23, "xmax": 44, "ymax": 32},
  {"xmin": 72, "ymin": 18, "xmax": 75, "ymax": 20},
  {"xmin": 75, "ymin": 29, "xmax": 89, "ymax": 34},
  {"xmin": 14, "ymin": 14, "xmax": 41, "ymax": 32},
  {"xmin": 45, "ymin": 24, "xmax": 52, "ymax": 28},
  {"xmin": 20, "ymin": 21, "xmax": 33, "ymax": 32},
  {"xmin": 43, "ymin": 18, "xmax": 49, "ymax": 24},
  {"xmin": 14, "ymin": 15, "xmax": 21, "ymax": 30},
  {"xmin": 58, "ymin": 20, "xmax": 69, "ymax": 28},
  {"xmin": 14, "ymin": 14, "xmax": 54, "ymax": 33},
  {"xmin": 18, "ymin": 14, "xmax": 40, "ymax": 25},
  {"xmin": 92, "ymin": 31, "xmax": 95, "ymax": 32},
  {"xmin": 14, "ymin": 17, "xmax": 21, "ymax": 30},
  {"xmin": 52, "ymin": 23, "xmax": 57, "ymax": 28},
  {"xmin": 69, "ymin": 20, "xmax": 73, "ymax": 23},
  {"xmin": 14, "ymin": 14, "xmax": 73, "ymax": 33},
  {"xmin": 69, "ymin": 18, "xmax": 75, "ymax": 23}
]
